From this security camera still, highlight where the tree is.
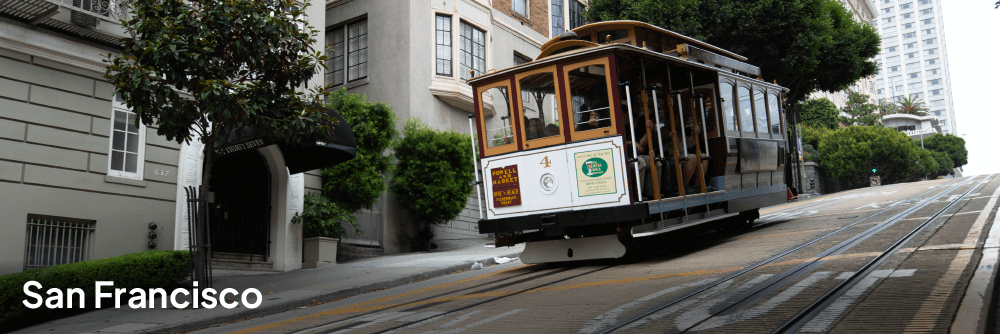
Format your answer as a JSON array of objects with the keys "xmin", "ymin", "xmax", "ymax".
[
  {"xmin": 876, "ymin": 98, "xmax": 896, "ymax": 115},
  {"xmin": 819, "ymin": 126, "xmax": 918, "ymax": 188},
  {"xmin": 928, "ymin": 150, "xmax": 955, "ymax": 177},
  {"xmin": 799, "ymin": 124, "xmax": 833, "ymax": 163},
  {"xmin": 321, "ymin": 89, "xmax": 398, "ymax": 213},
  {"xmin": 105, "ymin": 0, "xmax": 334, "ymax": 197},
  {"xmin": 390, "ymin": 118, "xmax": 475, "ymax": 250},
  {"xmin": 923, "ymin": 133, "xmax": 968, "ymax": 168},
  {"xmin": 799, "ymin": 98, "xmax": 839, "ymax": 129},
  {"xmin": 840, "ymin": 91, "xmax": 881, "ymax": 126},
  {"xmin": 585, "ymin": 0, "xmax": 881, "ymax": 104},
  {"xmin": 895, "ymin": 96, "xmax": 930, "ymax": 116}
]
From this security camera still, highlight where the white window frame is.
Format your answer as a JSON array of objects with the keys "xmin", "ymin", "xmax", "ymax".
[
  {"xmin": 459, "ymin": 20, "xmax": 487, "ymax": 81},
  {"xmin": 512, "ymin": 0, "xmax": 529, "ymax": 19},
  {"xmin": 107, "ymin": 95, "xmax": 146, "ymax": 180}
]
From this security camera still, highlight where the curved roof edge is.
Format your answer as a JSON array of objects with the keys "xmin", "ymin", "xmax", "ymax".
[{"xmin": 538, "ymin": 20, "xmax": 746, "ymax": 61}]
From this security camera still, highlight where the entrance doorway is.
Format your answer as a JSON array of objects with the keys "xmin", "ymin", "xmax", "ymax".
[{"xmin": 208, "ymin": 149, "xmax": 271, "ymax": 256}]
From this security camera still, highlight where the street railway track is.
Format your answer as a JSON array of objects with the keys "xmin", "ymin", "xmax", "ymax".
[{"xmin": 593, "ymin": 175, "xmax": 992, "ymax": 333}]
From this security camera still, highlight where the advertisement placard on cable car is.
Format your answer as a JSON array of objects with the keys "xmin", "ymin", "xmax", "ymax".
[
  {"xmin": 481, "ymin": 136, "xmax": 630, "ymax": 220},
  {"xmin": 574, "ymin": 149, "xmax": 616, "ymax": 197},
  {"xmin": 490, "ymin": 165, "xmax": 522, "ymax": 207}
]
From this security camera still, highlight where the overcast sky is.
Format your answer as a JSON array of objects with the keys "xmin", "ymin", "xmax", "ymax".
[{"xmin": 938, "ymin": 1, "xmax": 998, "ymax": 176}]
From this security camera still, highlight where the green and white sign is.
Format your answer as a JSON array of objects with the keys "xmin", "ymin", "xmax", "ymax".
[{"xmin": 575, "ymin": 149, "xmax": 616, "ymax": 197}]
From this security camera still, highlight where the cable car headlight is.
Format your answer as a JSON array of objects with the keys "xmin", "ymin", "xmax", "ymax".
[{"xmin": 539, "ymin": 173, "xmax": 558, "ymax": 194}]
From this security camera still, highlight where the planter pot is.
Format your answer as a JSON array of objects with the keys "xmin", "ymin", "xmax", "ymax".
[{"xmin": 302, "ymin": 237, "xmax": 338, "ymax": 269}]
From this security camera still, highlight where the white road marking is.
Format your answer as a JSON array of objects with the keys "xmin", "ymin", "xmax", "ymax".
[
  {"xmin": 802, "ymin": 269, "xmax": 917, "ymax": 332},
  {"xmin": 689, "ymin": 271, "xmax": 833, "ymax": 332},
  {"xmin": 577, "ymin": 278, "xmax": 715, "ymax": 334},
  {"xmin": 951, "ymin": 175, "xmax": 1000, "ymax": 334},
  {"xmin": 854, "ymin": 202, "xmax": 881, "ymax": 210},
  {"xmin": 673, "ymin": 275, "xmax": 776, "ymax": 330},
  {"xmin": 435, "ymin": 309, "xmax": 525, "ymax": 334},
  {"xmin": 615, "ymin": 278, "xmax": 738, "ymax": 332},
  {"xmin": 907, "ymin": 175, "xmax": 997, "ymax": 333}
]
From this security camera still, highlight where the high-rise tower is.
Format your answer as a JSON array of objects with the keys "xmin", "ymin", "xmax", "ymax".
[{"xmin": 873, "ymin": 0, "xmax": 957, "ymax": 134}]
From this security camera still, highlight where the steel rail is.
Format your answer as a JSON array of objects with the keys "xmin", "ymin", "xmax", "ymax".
[
  {"xmin": 593, "ymin": 176, "xmax": 975, "ymax": 334},
  {"xmin": 772, "ymin": 174, "xmax": 995, "ymax": 334}
]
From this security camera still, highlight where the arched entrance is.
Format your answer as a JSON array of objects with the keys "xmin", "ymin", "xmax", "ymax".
[{"xmin": 208, "ymin": 150, "xmax": 272, "ymax": 256}]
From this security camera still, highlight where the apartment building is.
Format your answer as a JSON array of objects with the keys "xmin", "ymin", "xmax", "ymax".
[
  {"xmin": 872, "ymin": 0, "xmax": 957, "ymax": 134},
  {"xmin": 808, "ymin": 0, "xmax": 879, "ymax": 109},
  {"xmin": 323, "ymin": 0, "xmax": 587, "ymax": 252}
]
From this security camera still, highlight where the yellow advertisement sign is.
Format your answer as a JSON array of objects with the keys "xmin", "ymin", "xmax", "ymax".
[{"xmin": 575, "ymin": 149, "xmax": 616, "ymax": 197}]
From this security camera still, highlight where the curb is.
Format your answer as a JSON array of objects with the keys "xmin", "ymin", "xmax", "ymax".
[{"xmin": 141, "ymin": 251, "xmax": 522, "ymax": 334}]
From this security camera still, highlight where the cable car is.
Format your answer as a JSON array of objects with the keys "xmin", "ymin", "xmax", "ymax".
[{"xmin": 466, "ymin": 21, "xmax": 790, "ymax": 264}]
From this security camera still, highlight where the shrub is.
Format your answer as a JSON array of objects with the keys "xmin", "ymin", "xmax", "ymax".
[
  {"xmin": 0, "ymin": 250, "xmax": 189, "ymax": 323},
  {"xmin": 292, "ymin": 193, "xmax": 362, "ymax": 239},
  {"xmin": 390, "ymin": 118, "xmax": 475, "ymax": 250}
]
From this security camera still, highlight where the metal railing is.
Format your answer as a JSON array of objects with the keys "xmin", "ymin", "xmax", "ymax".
[
  {"xmin": 23, "ymin": 215, "xmax": 95, "ymax": 271},
  {"xmin": 185, "ymin": 186, "xmax": 213, "ymax": 288}
]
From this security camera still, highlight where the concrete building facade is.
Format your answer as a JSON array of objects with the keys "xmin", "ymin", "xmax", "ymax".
[
  {"xmin": 322, "ymin": 0, "xmax": 586, "ymax": 253},
  {"xmin": 0, "ymin": 1, "xmax": 322, "ymax": 275},
  {"xmin": 872, "ymin": 0, "xmax": 957, "ymax": 134}
]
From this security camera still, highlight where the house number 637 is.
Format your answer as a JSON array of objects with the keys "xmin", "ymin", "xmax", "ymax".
[{"xmin": 154, "ymin": 169, "xmax": 170, "ymax": 176}]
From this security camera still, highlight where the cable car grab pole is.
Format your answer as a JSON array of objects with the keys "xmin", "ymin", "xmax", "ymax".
[
  {"xmin": 698, "ymin": 96, "xmax": 710, "ymax": 155},
  {"xmin": 468, "ymin": 114, "xmax": 484, "ymax": 219},
  {"xmin": 652, "ymin": 89, "xmax": 666, "ymax": 162},
  {"xmin": 624, "ymin": 84, "xmax": 643, "ymax": 201},
  {"xmin": 676, "ymin": 94, "xmax": 688, "ymax": 160}
]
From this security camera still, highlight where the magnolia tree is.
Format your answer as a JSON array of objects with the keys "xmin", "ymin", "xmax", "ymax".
[{"xmin": 105, "ymin": 0, "xmax": 335, "ymax": 196}]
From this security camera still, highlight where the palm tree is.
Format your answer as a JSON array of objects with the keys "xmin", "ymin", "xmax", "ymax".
[
  {"xmin": 877, "ymin": 98, "xmax": 896, "ymax": 115},
  {"xmin": 895, "ymin": 96, "xmax": 930, "ymax": 116}
]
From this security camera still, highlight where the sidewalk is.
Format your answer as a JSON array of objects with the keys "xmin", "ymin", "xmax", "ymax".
[{"xmin": 13, "ymin": 238, "xmax": 523, "ymax": 334}]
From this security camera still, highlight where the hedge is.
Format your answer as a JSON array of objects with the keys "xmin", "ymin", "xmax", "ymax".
[{"xmin": 0, "ymin": 250, "xmax": 189, "ymax": 323}]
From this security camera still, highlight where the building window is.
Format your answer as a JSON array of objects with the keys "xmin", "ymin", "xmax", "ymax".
[
  {"xmin": 941, "ymin": 120, "xmax": 947, "ymax": 126},
  {"xmin": 884, "ymin": 0, "xmax": 891, "ymax": 3},
  {"xmin": 920, "ymin": 8, "xmax": 933, "ymax": 15},
  {"xmin": 877, "ymin": 89, "xmax": 884, "ymax": 95},
  {"xmin": 924, "ymin": 38, "xmax": 935, "ymax": 45},
  {"xmin": 883, "ymin": 8, "xmax": 893, "ymax": 13},
  {"xmin": 886, "ymin": 46, "xmax": 897, "ymax": 52},
  {"xmin": 926, "ymin": 48, "xmax": 937, "ymax": 55},
  {"xmin": 903, "ymin": 32, "xmax": 915, "ymax": 39},
  {"xmin": 326, "ymin": 19, "xmax": 368, "ymax": 87},
  {"xmin": 569, "ymin": 1, "xmax": 585, "ymax": 29},
  {"xmin": 926, "ymin": 58, "xmax": 937, "ymax": 65},
  {"xmin": 908, "ymin": 82, "xmax": 922, "ymax": 89},
  {"xmin": 900, "ymin": 3, "xmax": 911, "ymax": 9},
  {"xmin": 910, "ymin": 92, "xmax": 923, "ymax": 99},
  {"xmin": 929, "ymin": 79, "xmax": 941, "ymax": 85},
  {"xmin": 919, "ymin": 0, "xmax": 931, "ymax": 4},
  {"xmin": 931, "ymin": 99, "xmax": 945, "ymax": 106},
  {"xmin": 895, "ymin": 85, "xmax": 903, "ymax": 92},
  {"xmin": 551, "ymin": 0, "xmax": 564, "ymax": 36},
  {"xmin": 922, "ymin": 18, "xmax": 934, "ymax": 25},
  {"xmin": 934, "ymin": 110, "xmax": 941, "ymax": 116},
  {"xmin": 909, "ymin": 72, "xmax": 919, "ymax": 79},
  {"xmin": 435, "ymin": 15, "xmax": 452, "ymax": 77},
  {"xmin": 927, "ymin": 69, "xmax": 939, "ymax": 75},
  {"xmin": 924, "ymin": 28, "xmax": 935, "ymax": 35},
  {"xmin": 514, "ymin": 53, "xmax": 531, "ymax": 66},
  {"xmin": 902, "ymin": 13, "xmax": 912, "ymax": 19},
  {"xmin": 24, "ymin": 215, "xmax": 95, "ymax": 271},
  {"xmin": 906, "ymin": 52, "xmax": 917, "ymax": 59},
  {"xmin": 459, "ymin": 21, "xmax": 486, "ymax": 81},
  {"xmin": 905, "ymin": 42, "xmax": 916, "ymax": 49},
  {"xmin": 513, "ymin": 0, "xmax": 528, "ymax": 18},
  {"xmin": 884, "ymin": 17, "xmax": 895, "ymax": 23},
  {"xmin": 930, "ymin": 89, "xmax": 942, "ymax": 95},
  {"xmin": 889, "ymin": 66, "xmax": 899, "ymax": 72},
  {"xmin": 903, "ymin": 23, "xmax": 913, "ymax": 29},
  {"xmin": 108, "ymin": 94, "xmax": 145, "ymax": 179}
]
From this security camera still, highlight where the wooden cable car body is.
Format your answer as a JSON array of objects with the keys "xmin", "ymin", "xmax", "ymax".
[{"xmin": 467, "ymin": 21, "xmax": 790, "ymax": 264}]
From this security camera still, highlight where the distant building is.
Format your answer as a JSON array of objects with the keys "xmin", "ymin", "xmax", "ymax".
[
  {"xmin": 808, "ymin": 0, "xmax": 879, "ymax": 108},
  {"xmin": 872, "ymin": 0, "xmax": 957, "ymax": 134}
]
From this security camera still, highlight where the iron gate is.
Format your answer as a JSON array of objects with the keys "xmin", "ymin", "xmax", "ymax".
[
  {"xmin": 208, "ymin": 151, "xmax": 272, "ymax": 256},
  {"xmin": 185, "ymin": 186, "xmax": 212, "ymax": 288}
]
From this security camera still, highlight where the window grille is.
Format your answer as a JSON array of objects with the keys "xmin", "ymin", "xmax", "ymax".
[
  {"xmin": 108, "ymin": 94, "xmax": 145, "ymax": 178},
  {"xmin": 24, "ymin": 216, "xmax": 95, "ymax": 271},
  {"xmin": 436, "ymin": 15, "xmax": 453, "ymax": 76},
  {"xmin": 326, "ymin": 27, "xmax": 345, "ymax": 86},
  {"xmin": 569, "ymin": 1, "xmax": 585, "ymax": 29},
  {"xmin": 551, "ymin": 0, "xmax": 564, "ymax": 36},
  {"xmin": 347, "ymin": 20, "xmax": 368, "ymax": 82},
  {"xmin": 459, "ymin": 21, "xmax": 485, "ymax": 81},
  {"xmin": 71, "ymin": 0, "xmax": 110, "ymax": 27}
]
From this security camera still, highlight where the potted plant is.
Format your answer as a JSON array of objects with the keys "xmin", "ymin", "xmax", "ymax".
[{"xmin": 292, "ymin": 193, "xmax": 362, "ymax": 268}]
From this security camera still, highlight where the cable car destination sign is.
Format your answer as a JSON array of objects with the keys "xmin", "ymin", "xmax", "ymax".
[{"xmin": 491, "ymin": 165, "xmax": 522, "ymax": 207}]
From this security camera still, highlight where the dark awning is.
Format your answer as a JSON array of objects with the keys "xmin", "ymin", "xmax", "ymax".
[{"xmin": 213, "ymin": 107, "xmax": 357, "ymax": 174}]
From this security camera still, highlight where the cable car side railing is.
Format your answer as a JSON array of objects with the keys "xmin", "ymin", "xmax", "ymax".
[{"xmin": 621, "ymin": 82, "xmax": 644, "ymax": 202}]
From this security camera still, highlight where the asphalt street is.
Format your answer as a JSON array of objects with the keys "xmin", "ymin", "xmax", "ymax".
[{"xmin": 190, "ymin": 175, "xmax": 1000, "ymax": 334}]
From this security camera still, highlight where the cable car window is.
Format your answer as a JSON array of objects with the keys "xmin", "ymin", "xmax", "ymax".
[
  {"xmin": 720, "ymin": 81, "xmax": 737, "ymax": 132},
  {"xmin": 597, "ymin": 29, "xmax": 629, "ymax": 43},
  {"xmin": 517, "ymin": 69, "xmax": 562, "ymax": 144},
  {"xmin": 754, "ymin": 89, "xmax": 767, "ymax": 134},
  {"xmin": 738, "ymin": 86, "xmax": 754, "ymax": 133},
  {"xmin": 769, "ymin": 93, "xmax": 781, "ymax": 135},
  {"xmin": 481, "ymin": 85, "xmax": 515, "ymax": 149},
  {"xmin": 567, "ymin": 62, "xmax": 613, "ymax": 140}
]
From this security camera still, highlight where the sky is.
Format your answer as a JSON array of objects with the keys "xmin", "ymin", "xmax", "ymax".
[{"xmin": 938, "ymin": 1, "xmax": 999, "ymax": 176}]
